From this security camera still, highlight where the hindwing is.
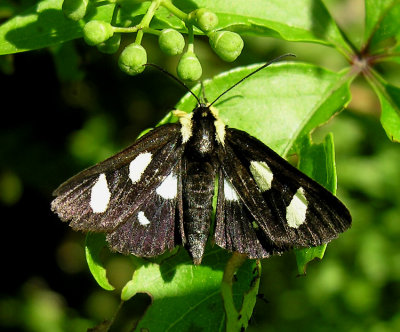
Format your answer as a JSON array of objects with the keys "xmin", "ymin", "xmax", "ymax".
[{"xmin": 106, "ymin": 162, "xmax": 183, "ymax": 257}]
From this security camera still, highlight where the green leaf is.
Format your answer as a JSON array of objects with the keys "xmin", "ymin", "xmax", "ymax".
[
  {"xmin": 85, "ymin": 232, "xmax": 115, "ymax": 291},
  {"xmin": 295, "ymin": 244, "xmax": 327, "ymax": 275},
  {"xmin": 176, "ymin": 62, "xmax": 351, "ymax": 157},
  {"xmin": 375, "ymin": 84, "xmax": 400, "ymax": 142},
  {"xmin": 176, "ymin": 0, "xmax": 351, "ymax": 54},
  {"xmin": 121, "ymin": 247, "xmax": 257, "ymax": 332},
  {"xmin": 364, "ymin": 0, "xmax": 400, "ymax": 52},
  {"xmin": 294, "ymin": 133, "xmax": 336, "ymax": 275},
  {"xmin": 297, "ymin": 133, "xmax": 337, "ymax": 194},
  {"xmin": 0, "ymin": 0, "xmax": 114, "ymax": 55},
  {"xmin": 367, "ymin": 72, "xmax": 400, "ymax": 142}
]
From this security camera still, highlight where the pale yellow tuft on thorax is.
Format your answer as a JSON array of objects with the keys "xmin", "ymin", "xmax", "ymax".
[
  {"xmin": 172, "ymin": 110, "xmax": 193, "ymax": 143},
  {"xmin": 209, "ymin": 105, "xmax": 226, "ymax": 146}
]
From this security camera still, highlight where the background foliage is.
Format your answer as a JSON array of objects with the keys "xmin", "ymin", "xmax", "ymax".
[{"xmin": 0, "ymin": 0, "xmax": 400, "ymax": 331}]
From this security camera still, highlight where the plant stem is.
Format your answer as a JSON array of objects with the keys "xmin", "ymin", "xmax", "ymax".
[
  {"xmin": 221, "ymin": 252, "xmax": 249, "ymax": 331},
  {"xmin": 140, "ymin": 0, "xmax": 161, "ymax": 29},
  {"xmin": 106, "ymin": 300, "xmax": 124, "ymax": 331},
  {"xmin": 136, "ymin": 29, "xmax": 144, "ymax": 44},
  {"xmin": 112, "ymin": 0, "xmax": 162, "ymax": 41},
  {"xmin": 161, "ymin": 0, "xmax": 188, "ymax": 21},
  {"xmin": 187, "ymin": 24, "xmax": 194, "ymax": 53},
  {"xmin": 222, "ymin": 252, "xmax": 248, "ymax": 286},
  {"xmin": 112, "ymin": 26, "xmax": 160, "ymax": 35}
]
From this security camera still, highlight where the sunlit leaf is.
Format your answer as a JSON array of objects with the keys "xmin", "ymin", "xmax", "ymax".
[
  {"xmin": 85, "ymin": 233, "xmax": 115, "ymax": 291},
  {"xmin": 367, "ymin": 72, "xmax": 400, "ymax": 142}
]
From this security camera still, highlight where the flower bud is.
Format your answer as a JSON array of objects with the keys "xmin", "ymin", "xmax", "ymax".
[
  {"xmin": 208, "ymin": 31, "xmax": 244, "ymax": 62},
  {"xmin": 62, "ymin": 0, "xmax": 89, "ymax": 21},
  {"xmin": 83, "ymin": 21, "xmax": 114, "ymax": 46},
  {"xmin": 97, "ymin": 34, "xmax": 121, "ymax": 54},
  {"xmin": 118, "ymin": 44, "xmax": 147, "ymax": 76},
  {"xmin": 158, "ymin": 29, "xmax": 185, "ymax": 56},
  {"xmin": 188, "ymin": 8, "xmax": 218, "ymax": 32},
  {"xmin": 177, "ymin": 52, "xmax": 202, "ymax": 82}
]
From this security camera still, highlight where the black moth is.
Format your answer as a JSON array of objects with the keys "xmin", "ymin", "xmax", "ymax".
[{"xmin": 51, "ymin": 59, "xmax": 351, "ymax": 264}]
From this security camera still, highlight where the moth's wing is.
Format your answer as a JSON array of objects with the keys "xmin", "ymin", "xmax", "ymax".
[
  {"xmin": 106, "ymin": 161, "xmax": 183, "ymax": 257},
  {"xmin": 215, "ymin": 169, "xmax": 288, "ymax": 259},
  {"xmin": 51, "ymin": 123, "xmax": 184, "ymax": 232},
  {"xmin": 215, "ymin": 127, "xmax": 351, "ymax": 256}
]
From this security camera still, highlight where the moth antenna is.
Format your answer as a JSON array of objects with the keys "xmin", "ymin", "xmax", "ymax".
[
  {"xmin": 200, "ymin": 81, "xmax": 208, "ymax": 104},
  {"xmin": 145, "ymin": 63, "xmax": 201, "ymax": 104},
  {"xmin": 209, "ymin": 53, "xmax": 296, "ymax": 107}
]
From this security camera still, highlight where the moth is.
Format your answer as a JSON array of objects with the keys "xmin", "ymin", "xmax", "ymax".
[{"xmin": 51, "ymin": 58, "xmax": 351, "ymax": 264}]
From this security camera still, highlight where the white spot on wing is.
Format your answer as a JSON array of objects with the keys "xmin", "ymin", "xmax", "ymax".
[
  {"xmin": 224, "ymin": 179, "xmax": 239, "ymax": 201},
  {"xmin": 90, "ymin": 173, "xmax": 111, "ymax": 213},
  {"xmin": 138, "ymin": 211, "xmax": 150, "ymax": 225},
  {"xmin": 250, "ymin": 161, "xmax": 273, "ymax": 191},
  {"xmin": 156, "ymin": 173, "xmax": 177, "ymax": 199},
  {"xmin": 129, "ymin": 152, "xmax": 152, "ymax": 183},
  {"xmin": 286, "ymin": 187, "xmax": 308, "ymax": 228}
]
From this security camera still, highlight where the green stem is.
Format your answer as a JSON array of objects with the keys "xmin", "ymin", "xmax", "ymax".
[
  {"xmin": 113, "ymin": 26, "xmax": 161, "ymax": 35},
  {"xmin": 136, "ymin": 29, "xmax": 144, "ymax": 44},
  {"xmin": 112, "ymin": 0, "xmax": 162, "ymax": 42},
  {"xmin": 140, "ymin": 0, "xmax": 161, "ymax": 29},
  {"xmin": 110, "ymin": 2, "xmax": 120, "ymax": 25},
  {"xmin": 106, "ymin": 300, "xmax": 124, "ymax": 331},
  {"xmin": 221, "ymin": 252, "xmax": 248, "ymax": 331},
  {"xmin": 92, "ymin": 0, "xmax": 117, "ymax": 3},
  {"xmin": 222, "ymin": 252, "xmax": 248, "ymax": 286},
  {"xmin": 187, "ymin": 24, "xmax": 194, "ymax": 53},
  {"xmin": 160, "ymin": 0, "xmax": 188, "ymax": 21},
  {"xmin": 369, "ymin": 52, "xmax": 400, "ymax": 64},
  {"xmin": 112, "ymin": 26, "xmax": 139, "ymax": 33},
  {"xmin": 117, "ymin": 0, "xmax": 148, "ymax": 3}
]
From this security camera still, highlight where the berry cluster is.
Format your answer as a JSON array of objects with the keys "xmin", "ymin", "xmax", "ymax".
[{"xmin": 62, "ymin": 0, "xmax": 244, "ymax": 81}]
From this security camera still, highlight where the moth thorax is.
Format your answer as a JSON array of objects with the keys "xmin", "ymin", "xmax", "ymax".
[{"xmin": 187, "ymin": 109, "xmax": 217, "ymax": 157}]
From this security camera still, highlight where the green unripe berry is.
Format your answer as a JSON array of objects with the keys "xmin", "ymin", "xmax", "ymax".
[
  {"xmin": 83, "ymin": 20, "xmax": 114, "ymax": 46},
  {"xmin": 118, "ymin": 44, "xmax": 147, "ymax": 76},
  {"xmin": 97, "ymin": 34, "xmax": 121, "ymax": 54},
  {"xmin": 208, "ymin": 31, "xmax": 244, "ymax": 62},
  {"xmin": 188, "ymin": 8, "xmax": 218, "ymax": 32},
  {"xmin": 158, "ymin": 29, "xmax": 185, "ymax": 56},
  {"xmin": 62, "ymin": 0, "xmax": 89, "ymax": 21},
  {"xmin": 177, "ymin": 52, "xmax": 202, "ymax": 82}
]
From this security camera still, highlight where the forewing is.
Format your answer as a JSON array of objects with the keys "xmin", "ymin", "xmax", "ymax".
[
  {"xmin": 51, "ymin": 124, "xmax": 184, "ymax": 232},
  {"xmin": 216, "ymin": 127, "xmax": 351, "ymax": 253},
  {"xmin": 106, "ymin": 162, "xmax": 182, "ymax": 257}
]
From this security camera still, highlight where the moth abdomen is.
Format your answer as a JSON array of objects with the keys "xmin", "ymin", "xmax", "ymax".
[{"xmin": 182, "ymin": 160, "xmax": 218, "ymax": 264}]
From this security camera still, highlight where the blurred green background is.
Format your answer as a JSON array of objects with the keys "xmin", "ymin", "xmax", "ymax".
[{"xmin": 1, "ymin": 0, "xmax": 400, "ymax": 331}]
